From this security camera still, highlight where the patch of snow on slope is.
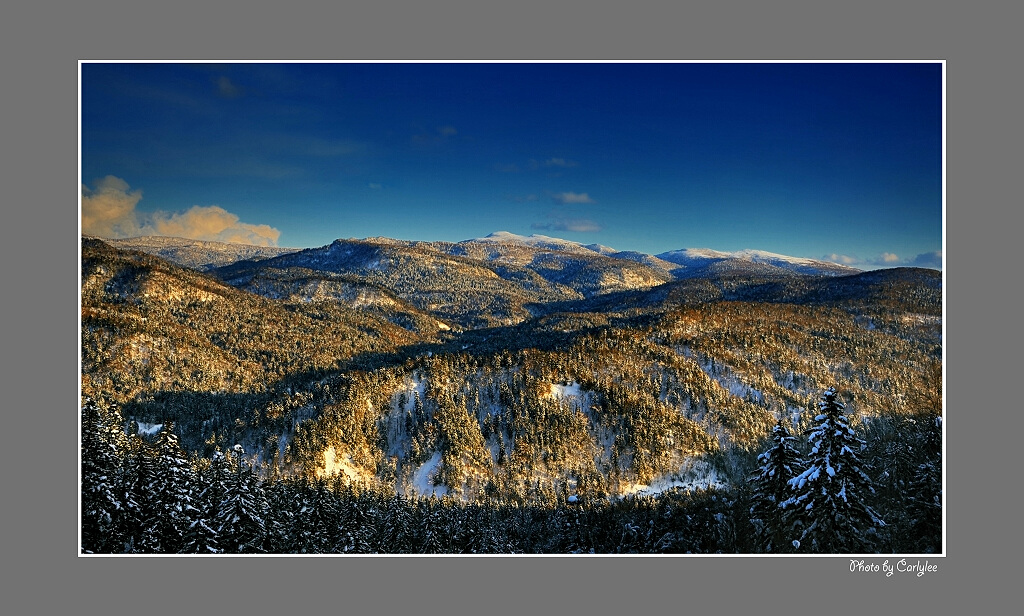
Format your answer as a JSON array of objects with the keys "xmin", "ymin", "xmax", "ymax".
[
  {"xmin": 137, "ymin": 421, "xmax": 163, "ymax": 436},
  {"xmin": 389, "ymin": 373, "xmax": 428, "ymax": 414},
  {"xmin": 411, "ymin": 451, "xmax": 448, "ymax": 498},
  {"xmin": 549, "ymin": 381, "xmax": 582, "ymax": 399},
  {"xmin": 619, "ymin": 458, "xmax": 726, "ymax": 497},
  {"xmin": 407, "ymin": 374, "xmax": 427, "ymax": 402},
  {"xmin": 696, "ymin": 357, "xmax": 765, "ymax": 403},
  {"xmin": 548, "ymin": 381, "xmax": 595, "ymax": 412}
]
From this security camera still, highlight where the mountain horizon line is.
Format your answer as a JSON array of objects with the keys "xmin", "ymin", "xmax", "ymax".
[{"xmin": 87, "ymin": 230, "xmax": 928, "ymax": 273}]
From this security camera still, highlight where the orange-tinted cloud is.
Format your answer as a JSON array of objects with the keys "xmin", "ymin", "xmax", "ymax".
[
  {"xmin": 153, "ymin": 205, "xmax": 280, "ymax": 246},
  {"xmin": 81, "ymin": 175, "xmax": 144, "ymax": 238},
  {"xmin": 81, "ymin": 176, "xmax": 281, "ymax": 246}
]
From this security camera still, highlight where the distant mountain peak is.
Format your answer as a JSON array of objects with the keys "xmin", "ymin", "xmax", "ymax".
[
  {"xmin": 478, "ymin": 231, "xmax": 525, "ymax": 241},
  {"xmin": 464, "ymin": 232, "xmax": 601, "ymax": 255},
  {"xmin": 474, "ymin": 231, "xmax": 576, "ymax": 246},
  {"xmin": 657, "ymin": 247, "xmax": 860, "ymax": 276},
  {"xmin": 662, "ymin": 248, "xmax": 733, "ymax": 260},
  {"xmin": 460, "ymin": 232, "xmax": 859, "ymax": 277},
  {"xmin": 731, "ymin": 249, "xmax": 820, "ymax": 266}
]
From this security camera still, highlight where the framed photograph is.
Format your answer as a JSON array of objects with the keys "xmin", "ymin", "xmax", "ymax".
[{"xmin": 80, "ymin": 61, "xmax": 943, "ymax": 557}]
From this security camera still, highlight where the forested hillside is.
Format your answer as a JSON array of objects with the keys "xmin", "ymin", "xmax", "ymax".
[{"xmin": 81, "ymin": 235, "xmax": 942, "ymax": 554}]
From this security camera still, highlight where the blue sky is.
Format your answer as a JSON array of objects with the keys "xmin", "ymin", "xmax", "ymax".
[{"xmin": 81, "ymin": 62, "xmax": 942, "ymax": 269}]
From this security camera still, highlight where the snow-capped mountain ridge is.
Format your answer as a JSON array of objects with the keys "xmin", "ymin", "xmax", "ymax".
[
  {"xmin": 465, "ymin": 232, "xmax": 859, "ymax": 276},
  {"xmin": 467, "ymin": 231, "xmax": 595, "ymax": 254},
  {"xmin": 659, "ymin": 247, "xmax": 821, "ymax": 267},
  {"xmin": 94, "ymin": 231, "xmax": 862, "ymax": 281},
  {"xmin": 656, "ymin": 246, "xmax": 859, "ymax": 276},
  {"xmin": 467, "ymin": 232, "xmax": 854, "ymax": 271}
]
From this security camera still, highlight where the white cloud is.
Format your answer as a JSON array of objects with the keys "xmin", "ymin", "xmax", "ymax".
[
  {"xmin": 81, "ymin": 176, "xmax": 281, "ymax": 246},
  {"xmin": 438, "ymin": 125, "xmax": 458, "ymax": 137},
  {"xmin": 544, "ymin": 158, "xmax": 578, "ymax": 168},
  {"xmin": 552, "ymin": 191, "xmax": 595, "ymax": 204},
  {"xmin": 824, "ymin": 250, "xmax": 942, "ymax": 270},
  {"xmin": 824, "ymin": 253, "xmax": 859, "ymax": 265}
]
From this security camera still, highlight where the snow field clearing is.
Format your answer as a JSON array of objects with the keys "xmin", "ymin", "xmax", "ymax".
[
  {"xmin": 410, "ymin": 451, "xmax": 448, "ymax": 498},
  {"xmin": 137, "ymin": 421, "xmax": 163, "ymax": 436}
]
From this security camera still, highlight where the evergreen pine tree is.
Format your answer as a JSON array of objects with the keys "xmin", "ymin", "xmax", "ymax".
[
  {"xmin": 263, "ymin": 478, "xmax": 296, "ymax": 554},
  {"xmin": 748, "ymin": 420, "xmax": 805, "ymax": 553},
  {"xmin": 906, "ymin": 412, "xmax": 942, "ymax": 553},
  {"xmin": 182, "ymin": 451, "xmax": 229, "ymax": 554},
  {"xmin": 418, "ymin": 497, "xmax": 445, "ymax": 553},
  {"xmin": 81, "ymin": 398, "xmax": 126, "ymax": 553},
  {"xmin": 287, "ymin": 477, "xmax": 343, "ymax": 553},
  {"xmin": 123, "ymin": 435, "xmax": 162, "ymax": 552},
  {"xmin": 313, "ymin": 479, "xmax": 345, "ymax": 553},
  {"xmin": 783, "ymin": 388, "xmax": 884, "ymax": 553},
  {"xmin": 343, "ymin": 490, "xmax": 379, "ymax": 554},
  {"xmin": 377, "ymin": 493, "xmax": 416, "ymax": 554},
  {"xmin": 215, "ymin": 445, "xmax": 268, "ymax": 553},
  {"xmin": 148, "ymin": 423, "xmax": 197, "ymax": 553}
]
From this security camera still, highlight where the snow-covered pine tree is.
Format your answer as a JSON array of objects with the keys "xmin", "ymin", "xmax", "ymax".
[
  {"xmin": 148, "ymin": 423, "xmax": 198, "ymax": 553},
  {"xmin": 906, "ymin": 412, "xmax": 942, "ymax": 553},
  {"xmin": 182, "ymin": 450, "xmax": 230, "ymax": 554},
  {"xmin": 342, "ymin": 489, "xmax": 380, "ymax": 554},
  {"xmin": 783, "ymin": 387, "xmax": 883, "ymax": 553},
  {"xmin": 748, "ymin": 419, "xmax": 805, "ymax": 553},
  {"xmin": 262, "ymin": 477, "xmax": 296, "ymax": 553},
  {"xmin": 122, "ymin": 434, "xmax": 162, "ymax": 552},
  {"xmin": 215, "ymin": 446, "xmax": 269, "ymax": 553},
  {"xmin": 417, "ymin": 497, "xmax": 445, "ymax": 553},
  {"xmin": 466, "ymin": 505, "xmax": 513, "ymax": 554},
  {"xmin": 377, "ymin": 493, "xmax": 416, "ymax": 554},
  {"xmin": 81, "ymin": 398, "xmax": 126, "ymax": 553}
]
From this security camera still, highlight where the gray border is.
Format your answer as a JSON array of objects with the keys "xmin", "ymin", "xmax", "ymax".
[{"xmin": 13, "ymin": 0, "xmax": 1003, "ymax": 612}]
